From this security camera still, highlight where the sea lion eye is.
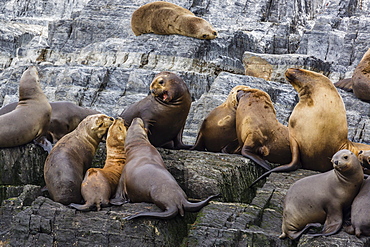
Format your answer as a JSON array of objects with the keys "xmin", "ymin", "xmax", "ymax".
[
  {"xmin": 202, "ymin": 34, "xmax": 207, "ymax": 38},
  {"xmin": 213, "ymin": 32, "xmax": 217, "ymax": 36},
  {"xmin": 158, "ymin": 79, "xmax": 164, "ymax": 85},
  {"xmin": 343, "ymin": 155, "xmax": 348, "ymax": 160}
]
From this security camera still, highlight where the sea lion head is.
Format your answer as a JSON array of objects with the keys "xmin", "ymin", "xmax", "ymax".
[
  {"xmin": 83, "ymin": 114, "xmax": 114, "ymax": 140},
  {"xmin": 226, "ymin": 85, "xmax": 250, "ymax": 108},
  {"xmin": 358, "ymin": 150, "xmax": 370, "ymax": 169},
  {"xmin": 150, "ymin": 72, "xmax": 188, "ymax": 103},
  {"xmin": 19, "ymin": 65, "xmax": 42, "ymax": 99},
  {"xmin": 285, "ymin": 68, "xmax": 329, "ymax": 92},
  {"xmin": 235, "ymin": 87, "xmax": 276, "ymax": 114},
  {"xmin": 125, "ymin": 117, "xmax": 149, "ymax": 146},
  {"xmin": 185, "ymin": 16, "xmax": 217, "ymax": 40},
  {"xmin": 331, "ymin": 149, "xmax": 359, "ymax": 173},
  {"xmin": 106, "ymin": 117, "xmax": 127, "ymax": 148}
]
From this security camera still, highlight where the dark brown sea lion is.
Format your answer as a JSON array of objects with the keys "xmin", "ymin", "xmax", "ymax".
[
  {"xmin": 344, "ymin": 177, "xmax": 370, "ymax": 237},
  {"xmin": 44, "ymin": 114, "xmax": 114, "ymax": 205},
  {"xmin": 191, "ymin": 85, "xmax": 250, "ymax": 153},
  {"xmin": 236, "ymin": 88, "xmax": 291, "ymax": 171},
  {"xmin": 110, "ymin": 118, "xmax": 218, "ymax": 219},
  {"xmin": 251, "ymin": 68, "xmax": 370, "ymax": 186},
  {"xmin": 131, "ymin": 1, "xmax": 217, "ymax": 39},
  {"xmin": 119, "ymin": 71, "xmax": 191, "ymax": 149},
  {"xmin": 0, "ymin": 66, "xmax": 51, "ymax": 149},
  {"xmin": 335, "ymin": 48, "xmax": 370, "ymax": 101},
  {"xmin": 0, "ymin": 101, "xmax": 100, "ymax": 143},
  {"xmin": 69, "ymin": 117, "xmax": 127, "ymax": 211},
  {"xmin": 280, "ymin": 149, "xmax": 364, "ymax": 240}
]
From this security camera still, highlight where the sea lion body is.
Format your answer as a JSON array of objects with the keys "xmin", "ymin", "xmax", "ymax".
[
  {"xmin": 69, "ymin": 117, "xmax": 127, "ymax": 211},
  {"xmin": 0, "ymin": 101, "xmax": 100, "ymax": 143},
  {"xmin": 236, "ymin": 88, "xmax": 291, "ymax": 170},
  {"xmin": 119, "ymin": 72, "xmax": 191, "ymax": 149},
  {"xmin": 191, "ymin": 85, "xmax": 250, "ymax": 153},
  {"xmin": 44, "ymin": 114, "xmax": 114, "ymax": 205},
  {"xmin": 111, "ymin": 118, "xmax": 218, "ymax": 219},
  {"xmin": 0, "ymin": 66, "xmax": 51, "ymax": 148},
  {"xmin": 280, "ymin": 149, "xmax": 364, "ymax": 240},
  {"xmin": 131, "ymin": 1, "xmax": 217, "ymax": 39}
]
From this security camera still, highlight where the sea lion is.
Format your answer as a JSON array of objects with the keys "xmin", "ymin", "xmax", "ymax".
[
  {"xmin": 119, "ymin": 71, "xmax": 191, "ymax": 149},
  {"xmin": 236, "ymin": 88, "xmax": 291, "ymax": 171},
  {"xmin": 110, "ymin": 118, "xmax": 218, "ymax": 219},
  {"xmin": 191, "ymin": 85, "xmax": 250, "ymax": 153},
  {"xmin": 0, "ymin": 101, "xmax": 100, "ymax": 143},
  {"xmin": 44, "ymin": 114, "xmax": 114, "ymax": 205},
  {"xmin": 131, "ymin": 1, "xmax": 217, "ymax": 40},
  {"xmin": 251, "ymin": 68, "xmax": 370, "ymax": 185},
  {"xmin": 335, "ymin": 48, "xmax": 370, "ymax": 101},
  {"xmin": 69, "ymin": 117, "xmax": 127, "ymax": 211},
  {"xmin": 280, "ymin": 149, "xmax": 364, "ymax": 240},
  {"xmin": 344, "ymin": 177, "xmax": 370, "ymax": 237},
  {"xmin": 0, "ymin": 66, "xmax": 51, "ymax": 149}
]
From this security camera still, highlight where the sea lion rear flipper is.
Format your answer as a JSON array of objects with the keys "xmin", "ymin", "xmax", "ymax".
[
  {"xmin": 241, "ymin": 146, "xmax": 272, "ymax": 170},
  {"xmin": 33, "ymin": 136, "xmax": 53, "ymax": 153},
  {"xmin": 308, "ymin": 214, "xmax": 342, "ymax": 237},
  {"xmin": 183, "ymin": 194, "xmax": 220, "ymax": 212},
  {"xmin": 334, "ymin": 78, "xmax": 353, "ymax": 92},
  {"xmin": 285, "ymin": 223, "xmax": 322, "ymax": 240},
  {"xmin": 69, "ymin": 203, "xmax": 93, "ymax": 211},
  {"xmin": 124, "ymin": 206, "xmax": 178, "ymax": 220}
]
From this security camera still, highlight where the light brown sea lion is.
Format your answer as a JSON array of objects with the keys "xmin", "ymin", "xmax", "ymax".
[
  {"xmin": 69, "ymin": 117, "xmax": 126, "ymax": 211},
  {"xmin": 251, "ymin": 68, "xmax": 370, "ymax": 186},
  {"xmin": 131, "ymin": 1, "xmax": 217, "ymax": 40},
  {"xmin": 0, "ymin": 66, "xmax": 51, "ymax": 149},
  {"xmin": 44, "ymin": 114, "xmax": 114, "ymax": 205},
  {"xmin": 280, "ymin": 149, "xmax": 364, "ymax": 240},
  {"xmin": 110, "ymin": 118, "xmax": 218, "ymax": 219},
  {"xmin": 119, "ymin": 71, "xmax": 191, "ymax": 149},
  {"xmin": 344, "ymin": 177, "xmax": 370, "ymax": 237},
  {"xmin": 0, "ymin": 101, "xmax": 100, "ymax": 143},
  {"xmin": 236, "ymin": 88, "xmax": 291, "ymax": 171},
  {"xmin": 335, "ymin": 48, "xmax": 370, "ymax": 101},
  {"xmin": 191, "ymin": 85, "xmax": 250, "ymax": 153}
]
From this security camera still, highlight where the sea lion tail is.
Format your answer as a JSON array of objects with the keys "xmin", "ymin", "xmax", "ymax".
[
  {"xmin": 124, "ymin": 207, "xmax": 178, "ymax": 220},
  {"xmin": 183, "ymin": 194, "xmax": 220, "ymax": 212},
  {"xmin": 69, "ymin": 202, "xmax": 93, "ymax": 211}
]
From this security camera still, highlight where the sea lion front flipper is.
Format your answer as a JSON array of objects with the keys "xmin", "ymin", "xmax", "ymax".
[
  {"xmin": 173, "ymin": 126, "xmax": 191, "ymax": 150},
  {"xmin": 241, "ymin": 146, "xmax": 272, "ymax": 170},
  {"xmin": 190, "ymin": 132, "xmax": 206, "ymax": 151}
]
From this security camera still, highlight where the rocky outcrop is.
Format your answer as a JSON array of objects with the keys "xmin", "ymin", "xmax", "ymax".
[{"xmin": 1, "ymin": 0, "xmax": 370, "ymax": 246}]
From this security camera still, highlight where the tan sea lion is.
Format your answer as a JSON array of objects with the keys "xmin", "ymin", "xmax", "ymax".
[
  {"xmin": 131, "ymin": 1, "xmax": 217, "ymax": 40},
  {"xmin": 0, "ymin": 66, "xmax": 51, "ymax": 149},
  {"xmin": 335, "ymin": 48, "xmax": 370, "ymax": 101},
  {"xmin": 236, "ymin": 88, "xmax": 291, "ymax": 171},
  {"xmin": 110, "ymin": 118, "xmax": 218, "ymax": 219},
  {"xmin": 191, "ymin": 85, "xmax": 250, "ymax": 153},
  {"xmin": 119, "ymin": 71, "xmax": 191, "ymax": 149},
  {"xmin": 69, "ymin": 117, "xmax": 126, "ymax": 211},
  {"xmin": 0, "ymin": 101, "xmax": 100, "ymax": 143},
  {"xmin": 344, "ymin": 177, "xmax": 370, "ymax": 237},
  {"xmin": 44, "ymin": 114, "xmax": 114, "ymax": 205},
  {"xmin": 280, "ymin": 149, "xmax": 364, "ymax": 240},
  {"xmin": 251, "ymin": 68, "xmax": 370, "ymax": 185}
]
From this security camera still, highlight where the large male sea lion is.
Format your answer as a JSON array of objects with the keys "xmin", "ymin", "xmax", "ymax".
[
  {"xmin": 335, "ymin": 48, "xmax": 370, "ymax": 101},
  {"xmin": 119, "ymin": 71, "xmax": 191, "ymax": 149},
  {"xmin": 191, "ymin": 85, "xmax": 250, "ymax": 153},
  {"xmin": 344, "ymin": 177, "xmax": 370, "ymax": 237},
  {"xmin": 0, "ymin": 101, "xmax": 100, "ymax": 143},
  {"xmin": 280, "ymin": 149, "xmax": 364, "ymax": 240},
  {"xmin": 69, "ymin": 117, "xmax": 126, "ymax": 211},
  {"xmin": 236, "ymin": 88, "xmax": 291, "ymax": 171},
  {"xmin": 251, "ymin": 68, "xmax": 370, "ymax": 185},
  {"xmin": 110, "ymin": 118, "xmax": 218, "ymax": 219},
  {"xmin": 44, "ymin": 114, "xmax": 114, "ymax": 205},
  {"xmin": 131, "ymin": 1, "xmax": 217, "ymax": 40},
  {"xmin": 0, "ymin": 66, "xmax": 51, "ymax": 148}
]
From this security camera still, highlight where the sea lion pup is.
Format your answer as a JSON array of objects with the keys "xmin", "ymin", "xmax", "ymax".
[
  {"xmin": 236, "ymin": 88, "xmax": 291, "ymax": 171},
  {"xmin": 335, "ymin": 48, "xmax": 370, "ymax": 101},
  {"xmin": 0, "ymin": 101, "xmax": 100, "ymax": 143},
  {"xmin": 251, "ymin": 68, "xmax": 370, "ymax": 186},
  {"xmin": 280, "ymin": 149, "xmax": 364, "ymax": 240},
  {"xmin": 131, "ymin": 1, "xmax": 217, "ymax": 40},
  {"xmin": 191, "ymin": 85, "xmax": 250, "ymax": 153},
  {"xmin": 0, "ymin": 66, "xmax": 51, "ymax": 149},
  {"xmin": 111, "ymin": 118, "xmax": 218, "ymax": 219},
  {"xmin": 69, "ymin": 117, "xmax": 127, "ymax": 211},
  {"xmin": 44, "ymin": 114, "xmax": 114, "ymax": 205},
  {"xmin": 119, "ymin": 71, "xmax": 191, "ymax": 149}
]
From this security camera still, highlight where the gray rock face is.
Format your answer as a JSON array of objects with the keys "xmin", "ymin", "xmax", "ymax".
[{"xmin": 1, "ymin": 0, "xmax": 370, "ymax": 246}]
